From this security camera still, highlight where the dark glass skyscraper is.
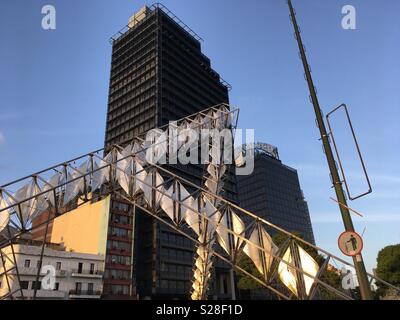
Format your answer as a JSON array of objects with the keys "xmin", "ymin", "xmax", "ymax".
[
  {"xmin": 237, "ymin": 143, "xmax": 315, "ymax": 244},
  {"xmin": 103, "ymin": 4, "xmax": 235, "ymax": 299}
]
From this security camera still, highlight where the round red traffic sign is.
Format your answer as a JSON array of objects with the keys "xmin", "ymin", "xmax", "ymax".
[{"xmin": 338, "ymin": 231, "xmax": 363, "ymax": 257}]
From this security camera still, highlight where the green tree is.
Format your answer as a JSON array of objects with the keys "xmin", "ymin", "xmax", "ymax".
[
  {"xmin": 236, "ymin": 254, "xmax": 263, "ymax": 290},
  {"xmin": 375, "ymin": 244, "xmax": 400, "ymax": 298}
]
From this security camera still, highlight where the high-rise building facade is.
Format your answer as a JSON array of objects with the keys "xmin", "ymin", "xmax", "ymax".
[
  {"xmin": 237, "ymin": 143, "xmax": 315, "ymax": 244},
  {"xmin": 103, "ymin": 4, "xmax": 235, "ymax": 299}
]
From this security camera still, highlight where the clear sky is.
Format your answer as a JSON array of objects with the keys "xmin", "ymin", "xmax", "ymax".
[{"xmin": 0, "ymin": 0, "xmax": 399, "ymax": 272}]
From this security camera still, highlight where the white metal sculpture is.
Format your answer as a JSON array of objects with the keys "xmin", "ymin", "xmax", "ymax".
[{"xmin": 0, "ymin": 104, "xmax": 397, "ymax": 300}]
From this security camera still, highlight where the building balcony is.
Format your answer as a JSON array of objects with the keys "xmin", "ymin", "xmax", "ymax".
[
  {"xmin": 16, "ymin": 266, "xmax": 40, "ymax": 275},
  {"xmin": 109, "ymin": 221, "xmax": 133, "ymax": 229},
  {"xmin": 101, "ymin": 292, "xmax": 136, "ymax": 300},
  {"xmin": 108, "ymin": 248, "xmax": 132, "ymax": 256},
  {"xmin": 105, "ymin": 262, "xmax": 131, "ymax": 271},
  {"xmin": 69, "ymin": 290, "xmax": 101, "ymax": 299},
  {"xmin": 15, "ymin": 267, "xmax": 67, "ymax": 277},
  {"xmin": 19, "ymin": 289, "xmax": 66, "ymax": 299},
  {"xmin": 108, "ymin": 234, "xmax": 133, "ymax": 242},
  {"xmin": 103, "ymin": 277, "xmax": 132, "ymax": 285},
  {"xmin": 70, "ymin": 269, "xmax": 103, "ymax": 278},
  {"xmin": 56, "ymin": 270, "xmax": 68, "ymax": 277},
  {"xmin": 110, "ymin": 208, "xmax": 131, "ymax": 216}
]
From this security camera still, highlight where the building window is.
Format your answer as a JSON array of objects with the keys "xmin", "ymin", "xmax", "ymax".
[
  {"xmin": 32, "ymin": 281, "xmax": 41, "ymax": 290},
  {"xmin": 169, "ymin": 280, "xmax": 176, "ymax": 289},
  {"xmin": 56, "ymin": 262, "xmax": 62, "ymax": 270},
  {"xmin": 87, "ymin": 283, "xmax": 94, "ymax": 294},
  {"xmin": 54, "ymin": 283, "xmax": 59, "ymax": 291},
  {"xmin": 78, "ymin": 262, "xmax": 83, "ymax": 274},
  {"xmin": 177, "ymin": 281, "xmax": 184, "ymax": 291},
  {"xmin": 223, "ymin": 278, "xmax": 228, "ymax": 295},
  {"xmin": 110, "ymin": 284, "xmax": 128, "ymax": 295},
  {"xmin": 24, "ymin": 259, "xmax": 30, "ymax": 268},
  {"xmin": 20, "ymin": 281, "xmax": 29, "ymax": 290},
  {"xmin": 75, "ymin": 282, "xmax": 82, "ymax": 294},
  {"xmin": 90, "ymin": 263, "xmax": 95, "ymax": 275}
]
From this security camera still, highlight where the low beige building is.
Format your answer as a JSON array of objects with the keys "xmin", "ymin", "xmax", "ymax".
[{"xmin": 0, "ymin": 241, "xmax": 105, "ymax": 300}]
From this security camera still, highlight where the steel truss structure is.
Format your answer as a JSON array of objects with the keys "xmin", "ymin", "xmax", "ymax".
[{"xmin": 0, "ymin": 104, "xmax": 399, "ymax": 300}]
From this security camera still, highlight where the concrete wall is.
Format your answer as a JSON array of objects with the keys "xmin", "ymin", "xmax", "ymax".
[{"xmin": 50, "ymin": 196, "xmax": 110, "ymax": 255}]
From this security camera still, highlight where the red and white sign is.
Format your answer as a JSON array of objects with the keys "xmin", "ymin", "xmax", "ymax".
[{"xmin": 338, "ymin": 231, "xmax": 363, "ymax": 257}]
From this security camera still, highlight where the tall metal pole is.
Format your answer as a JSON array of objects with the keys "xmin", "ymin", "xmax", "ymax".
[{"xmin": 287, "ymin": 0, "xmax": 373, "ymax": 300}]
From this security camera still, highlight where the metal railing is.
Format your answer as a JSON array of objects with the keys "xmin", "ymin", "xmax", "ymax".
[
  {"xmin": 69, "ymin": 290, "xmax": 101, "ymax": 296},
  {"xmin": 109, "ymin": 3, "xmax": 203, "ymax": 44},
  {"xmin": 71, "ymin": 269, "xmax": 103, "ymax": 276}
]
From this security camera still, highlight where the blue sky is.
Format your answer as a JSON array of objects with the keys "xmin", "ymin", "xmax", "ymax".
[{"xmin": 0, "ymin": 0, "xmax": 399, "ymax": 272}]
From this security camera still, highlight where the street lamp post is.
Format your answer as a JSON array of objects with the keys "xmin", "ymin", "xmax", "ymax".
[{"xmin": 287, "ymin": 0, "xmax": 373, "ymax": 300}]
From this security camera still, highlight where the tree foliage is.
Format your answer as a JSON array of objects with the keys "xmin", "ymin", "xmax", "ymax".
[
  {"xmin": 375, "ymin": 244, "xmax": 400, "ymax": 298},
  {"xmin": 236, "ymin": 254, "xmax": 264, "ymax": 290}
]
